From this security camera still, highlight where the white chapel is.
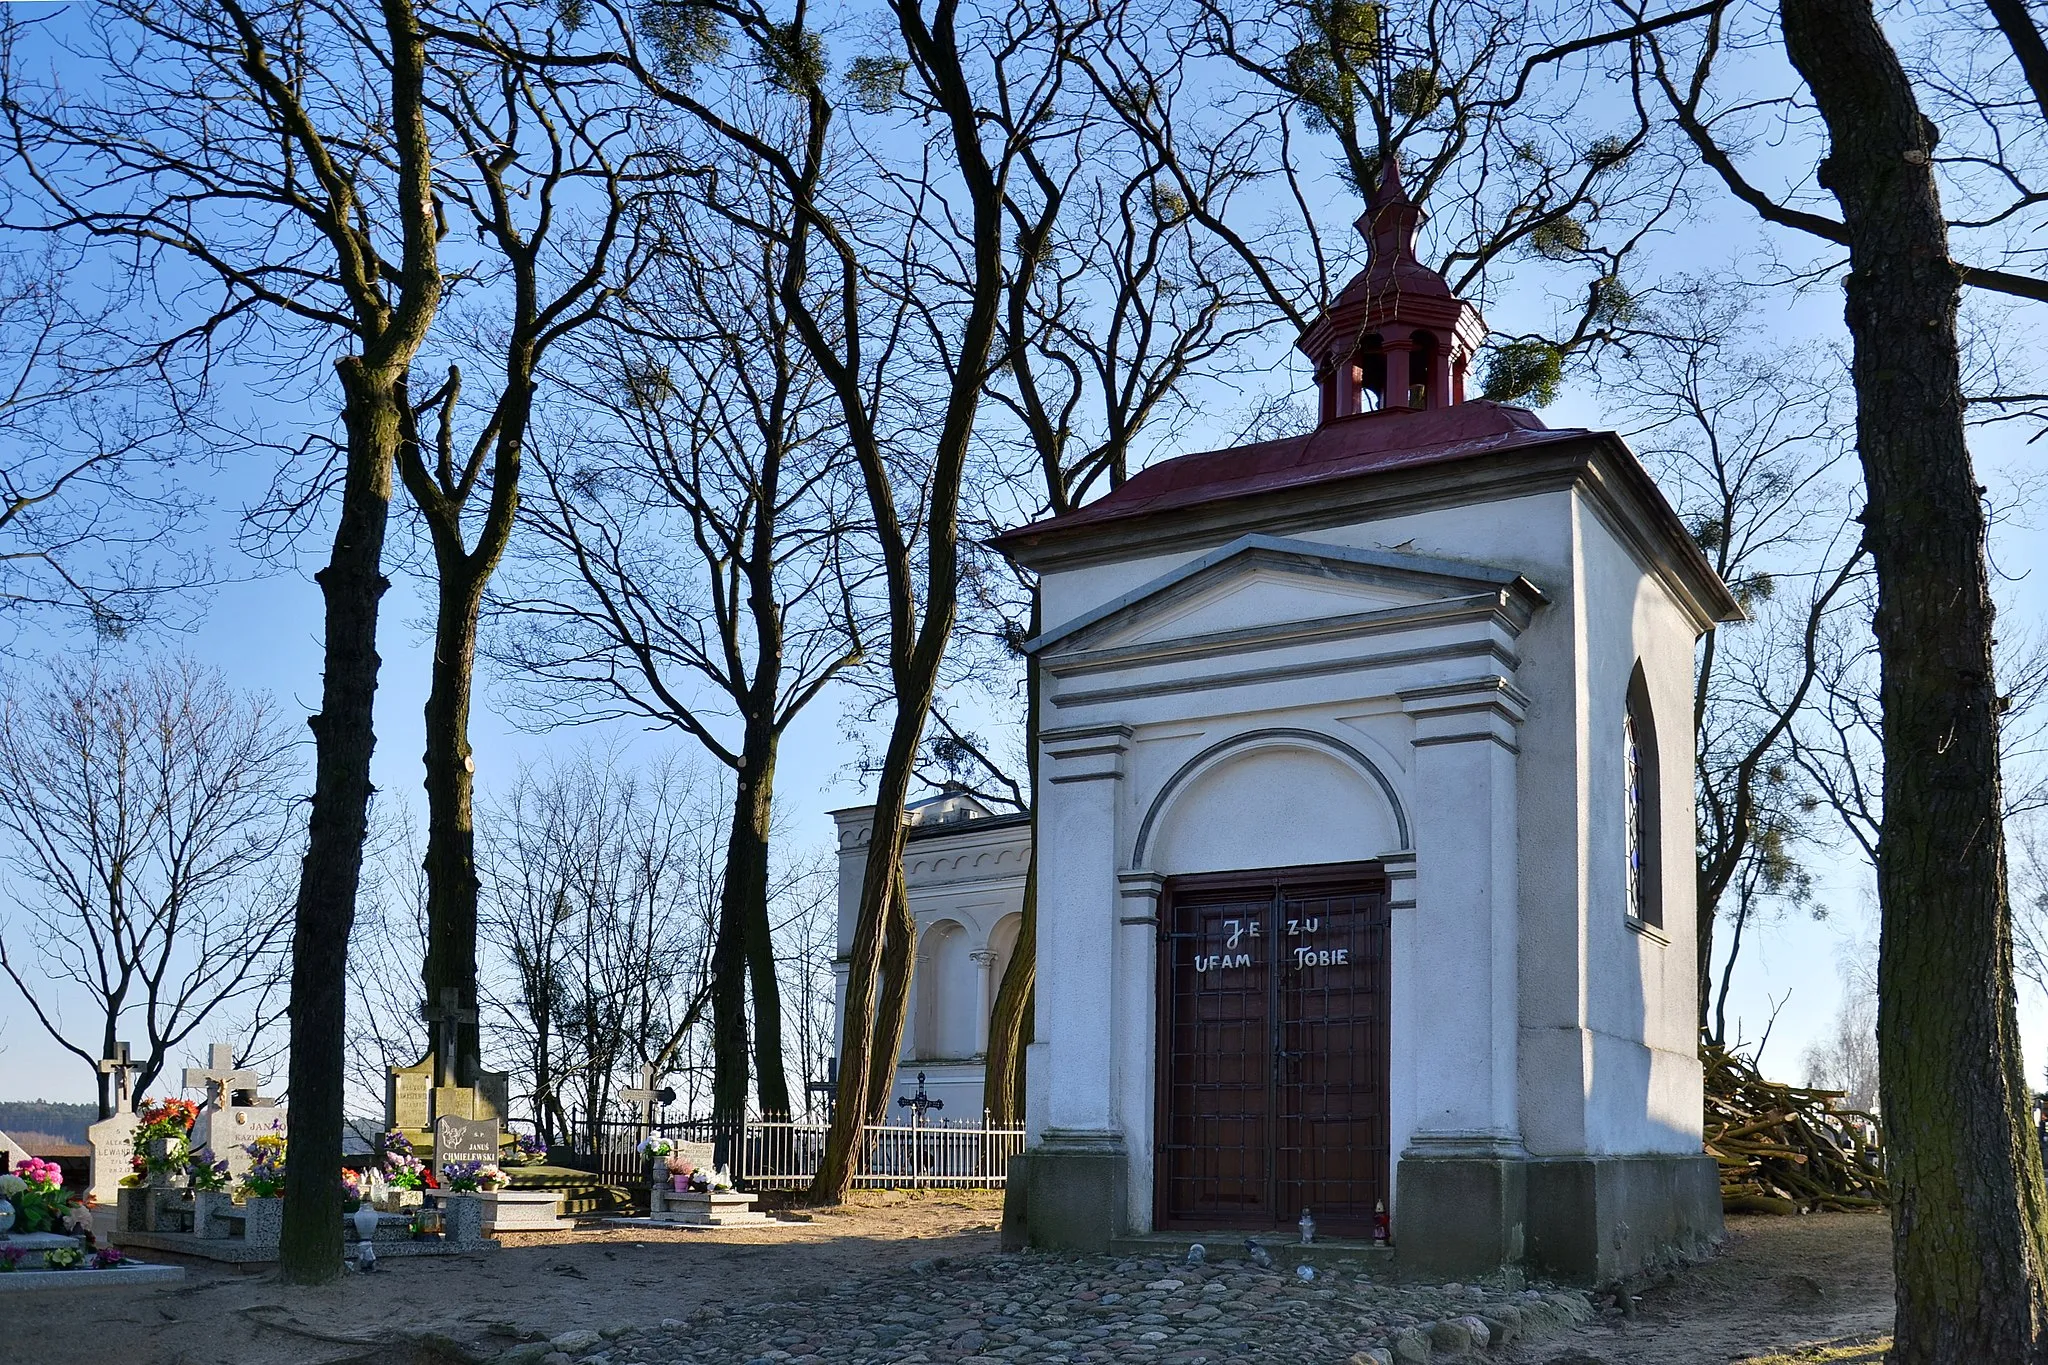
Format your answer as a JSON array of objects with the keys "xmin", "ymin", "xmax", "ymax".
[{"xmin": 977, "ymin": 160, "xmax": 1741, "ymax": 1283}]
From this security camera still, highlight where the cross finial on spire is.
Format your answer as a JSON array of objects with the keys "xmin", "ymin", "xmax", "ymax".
[{"xmin": 1354, "ymin": 152, "xmax": 1424, "ymax": 264}]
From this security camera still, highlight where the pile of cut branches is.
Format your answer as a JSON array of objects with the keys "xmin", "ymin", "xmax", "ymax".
[{"xmin": 1702, "ymin": 1043, "xmax": 1887, "ymax": 1214}]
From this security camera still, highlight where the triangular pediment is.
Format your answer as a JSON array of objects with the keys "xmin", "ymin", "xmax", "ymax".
[{"xmin": 1029, "ymin": 534, "xmax": 1546, "ymax": 660}]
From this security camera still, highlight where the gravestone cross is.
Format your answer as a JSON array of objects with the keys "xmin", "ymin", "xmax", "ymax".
[
  {"xmin": 87, "ymin": 1045, "xmax": 144, "ymax": 1206},
  {"xmin": 182, "ymin": 1043, "xmax": 257, "ymax": 1119},
  {"xmin": 619, "ymin": 1063, "xmax": 663, "ymax": 1136},
  {"xmin": 422, "ymin": 987, "xmax": 477, "ymax": 1088},
  {"xmin": 98, "ymin": 1041, "xmax": 137, "ymax": 1112}
]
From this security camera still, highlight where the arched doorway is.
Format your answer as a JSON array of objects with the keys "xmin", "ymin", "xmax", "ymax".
[{"xmin": 1141, "ymin": 733, "xmax": 1404, "ymax": 1237}]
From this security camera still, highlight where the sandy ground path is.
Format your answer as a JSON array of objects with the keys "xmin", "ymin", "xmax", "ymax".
[
  {"xmin": 1507, "ymin": 1212, "xmax": 1893, "ymax": 1365},
  {"xmin": 10, "ymin": 1192, "xmax": 1004, "ymax": 1365}
]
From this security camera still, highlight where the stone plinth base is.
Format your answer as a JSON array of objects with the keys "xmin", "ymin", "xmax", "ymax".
[
  {"xmin": 1012, "ymin": 1130, "xmax": 1128, "ymax": 1255},
  {"xmin": 1524, "ymin": 1153, "xmax": 1723, "ymax": 1284},
  {"xmin": 115, "ymin": 1200, "xmax": 499, "ymax": 1264},
  {"xmin": 481, "ymin": 1190, "xmax": 570, "ymax": 1232},
  {"xmin": 622, "ymin": 1191, "xmax": 770, "ymax": 1227},
  {"xmin": 0, "ymin": 1231, "xmax": 183, "ymax": 1289},
  {"xmin": 1396, "ymin": 1150, "xmax": 1722, "ymax": 1285}
]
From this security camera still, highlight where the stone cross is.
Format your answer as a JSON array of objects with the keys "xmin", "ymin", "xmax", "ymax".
[
  {"xmin": 422, "ymin": 988, "xmax": 476, "ymax": 1089},
  {"xmin": 98, "ymin": 1040, "xmax": 137, "ymax": 1112},
  {"xmin": 182, "ymin": 1043, "xmax": 257, "ymax": 1118},
  {"xmin": 619, "ymin": 1063, "xmax": 665, "ymax": 1134}
]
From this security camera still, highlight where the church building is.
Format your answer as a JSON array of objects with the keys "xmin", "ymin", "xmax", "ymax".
[
  {"xmin": 984, "ymin": 161, "xmax": 1740, "ymax": 1283},
  {"xmin": 831, "ymin": 790, "xmax": 1028, "ymax": 1117}
]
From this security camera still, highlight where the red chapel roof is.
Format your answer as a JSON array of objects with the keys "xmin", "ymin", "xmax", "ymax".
[{"xmin": 992, "ymin": 400, "xmax": 1589, "ymax": 550}]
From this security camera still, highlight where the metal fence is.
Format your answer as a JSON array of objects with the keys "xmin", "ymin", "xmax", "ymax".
[
  {"xmin": 561, "ymin": 1115, "xmax": 1024, "ymax": 1191},
  {"xmin": 738, "ymin": 1118, "xmax": 1026, "ymax": 1190}
]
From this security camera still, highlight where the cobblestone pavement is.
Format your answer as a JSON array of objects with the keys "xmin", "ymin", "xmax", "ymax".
[{"xmin": 498, "ymin": 1248, "xmax": 1594, "ymax": 1365}]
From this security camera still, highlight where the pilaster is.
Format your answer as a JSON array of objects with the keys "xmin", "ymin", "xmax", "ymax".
[
  {"xmin": 1398, "ymin": 677, "xmax": 1526, "ymax": 1152},
  {"xmin": 1036, "ymin": 724, "xmax": 1133, "ymax": 1137}
]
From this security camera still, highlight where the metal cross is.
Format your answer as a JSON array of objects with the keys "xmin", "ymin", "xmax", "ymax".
[
  {"xmin": 897, "ymin": 1071, "xmax": 945, "ymax": 1125},
  {"xmin": 182, "ymin": 1043, "xmax": 258, "ymax": 1119},
  {"xmin": 98, "ymin": 1041, "xmax": 137, "ymax": 1112},
  {"xmin": 421, "ymin": 988, "xmax": 476, "ymax": 1089}
]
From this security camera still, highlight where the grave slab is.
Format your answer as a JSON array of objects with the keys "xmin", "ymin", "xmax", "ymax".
[
  {"xmin": 480, "ymin": 1189, "xmax": 570, "ymax": 1232},
  {"xmin": 605, "ymin": 1190, "xmax": 774, "ymax": 1228},
  {"xmin": 0, "ymin": 1263, "xmax": 184, "ymax": 1291}
]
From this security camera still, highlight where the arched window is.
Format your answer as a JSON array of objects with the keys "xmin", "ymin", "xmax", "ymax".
[{"xmin": 1625, "ymin": 666, "xmax": 1663, "ymax": 928}]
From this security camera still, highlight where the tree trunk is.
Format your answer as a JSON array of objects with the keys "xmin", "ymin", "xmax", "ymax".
[
  {"xmin": 278, "ymin": 358, "xmax": 401, "ymax": 1282},
  {"xmin": 984, "ymin": 593, "xmax": 1042, "ymax": 1127},
  {"xmin": 722, "ymin": 727, "xmax": 792, "ymax": 1119},
  {"xmin": 1779, "ymin": 1, "xmax": 2048, "ymax": 1357},
  {"xmin": 864, "ymin": 868, "xmax": 915, "ymax": 1123},
  {"xmin": 982, "ymin": 852, "xmax": 1034, "ymax": 1126},
  {"xmin": 809, "ymin": 712, "xmax": 926, "ymax": 1202},
  {"xmin": 420, "ymin": 564, "xmax": 488, "ymax": 1083},
  {"xmin": 708, "ymin": 852, "xmax": 751, "ymax": 1124}
]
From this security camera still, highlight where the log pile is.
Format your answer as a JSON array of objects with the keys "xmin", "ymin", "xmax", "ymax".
[{"xmin": 1702, "ymin": 1043, "xmax": 1887, "ymax": 1214}]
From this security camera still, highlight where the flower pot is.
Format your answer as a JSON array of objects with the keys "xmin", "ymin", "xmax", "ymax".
[
  {"xmin": 241, "ymin": 1196, "xmax": 284, "ymax": 1250},
  {"xmin": 672, "ymin": 1174, "xmax": 690, "ymax": 1193},
  {"xmin": 0, "ymin": 1200, "xmax": 14, "ymax": 1235},
  {"xmin": 192, "ymin": 1189, "xmax": 235, "ymax": 1240}
]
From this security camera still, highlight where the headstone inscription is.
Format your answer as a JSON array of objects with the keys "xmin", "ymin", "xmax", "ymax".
[
  {"xmin": 432, "ymin": 1114, "xmax": 500, "ymax": 1181},
  {"xmin": 388, "ymin": 1056, "xmax": 434, "ymax": 1132},
  {"xmin": 87, "ymin": 1042, "xmax": 142, "ymax": 1207},
  {"xmin": 87, "ymin": 1111, "xmax": 141, "ymax": 1206}
]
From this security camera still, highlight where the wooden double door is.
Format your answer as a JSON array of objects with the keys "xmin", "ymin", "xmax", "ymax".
[{"xmin": 1155, "ymin": 864, "xmax": 1391, "ymax": 1237}]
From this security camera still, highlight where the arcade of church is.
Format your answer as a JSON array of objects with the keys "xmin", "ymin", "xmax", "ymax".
[{"xmin": 831, "ymin": 792, "xmax": 1029, "ymax": 1117}]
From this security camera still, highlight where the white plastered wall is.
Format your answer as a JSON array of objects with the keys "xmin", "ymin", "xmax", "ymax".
[
  {"xmin": 1027, "ymin": 472, "xmax": 1715, "ymax": 1235},
  {"xmin": 830, "ymin": 807, "xmax": 1029, "ymax": 1118}
]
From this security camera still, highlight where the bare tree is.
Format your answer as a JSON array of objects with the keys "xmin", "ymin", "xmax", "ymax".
[
  {"xmin": 1801, "ymin": 934, "xmax": 1879, "ymax": 1113},
  {"xmin": 397, "ymin": 0, "xmax": 657, "ymax": 1091},
  {"xmin": 1090, "ymin": 0, "xmax": 1717, "ymax": 401},
  {"xmin": 497, "ymin": 160, "xmax": 863, "ymax": 1123},
  {"xmin": 1628, "ymin": 0, "xmax": 2048, "ymax": 1350},
  {"xmin": 0, "ymin": 659, "xmax": 299, "ymax": 1118},
  {"xmin": 771, "ymin": 847, "xmax": 841, "ymax": 1119},
  {"xmin": 479, "ymin": 748, "xmax": 723, "ymax": 1142},
  {"xmin": 0, "ymin": 246, "xmax": 206, "ymax": 645},
  {"xmin": 1, "ymin": 0, "xmax": 449, "ymax": 1279},
  {"xmin": 343, "ymin": 798, "xmax": 431, "ymax": 1122},
  {"xmin": 516, "ymin": 0, "xmax": 1082, "ymax": 1197}
]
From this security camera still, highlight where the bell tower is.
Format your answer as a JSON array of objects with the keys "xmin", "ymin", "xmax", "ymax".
[{"xmin": 1296, "ymin": 156, "xmax": 1488, "ymax": 423}]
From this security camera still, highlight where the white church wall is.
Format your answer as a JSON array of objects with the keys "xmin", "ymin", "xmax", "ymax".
[
  {"xmin": 1033, "ymin": 513, "xmax": 1558, "ymax": 1228},
  {"xmin": 831, "ymin": 804, "xmax": 1029, "ymax": 1119},
  {"xmin": 1572, "ymin": 489, "xmax": 1708, "ymax": 1155}
]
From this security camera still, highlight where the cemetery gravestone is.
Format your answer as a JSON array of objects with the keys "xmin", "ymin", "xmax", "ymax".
[
  {"xmin": 181, "ymin": 1044, "xmax": 285, "ymax": 1186},
  {"xmin": 87, "ymin": 1111, "xmax": 140, "ymax": 1207},
  {"xmin": 88, "ymin": 1042, "xmax": 142, "ymax": 1209},
  {"xmin": 433, "ymin": 1114, "xmax": 499, "ymax": 1181},
  {"xmin": 182, "ymin": 1043, "xmax": 256, "ymax": 1153},
  {"xmin": 388, "ymin": 1056, "xmax": 433, "ymax": 1132}
]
